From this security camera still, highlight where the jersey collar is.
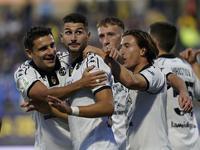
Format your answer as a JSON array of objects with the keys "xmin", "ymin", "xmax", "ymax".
[
  {"xmin": 139, "ymin": 63, "xmax": 152, "ymax": 72},
  {"xmin": 71, "ymin": 56, "xmax": 83, "ymax": 68},
  {"xmin": 29, "ymin": 56, "xmax": 61, "ymax": 77},
  {"xmin": 157, "ymin": 54, "xmax": 176, "ymax": 59}
]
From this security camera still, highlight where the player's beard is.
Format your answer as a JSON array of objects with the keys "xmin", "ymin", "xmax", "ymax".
[{"xmin": 65, "ymin": 43, "xmax": 87, "ymax": 53}]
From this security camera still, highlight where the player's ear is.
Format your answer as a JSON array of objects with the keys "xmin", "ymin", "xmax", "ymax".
[
  {"xmin": 120, "ymin": 33, "xmax": 123, "ymax": 40},
  {"xmin": 87, "ymin": 31, "xmax": 91, "ymax": 42},
  {"xmin": 140, "ymin": 48, "xmax": 147, "ymax": 56},
  {"xmin": 25, "ymin": 49, "xmax": 33, "ymax": 59},
  {"xmin": 153, "ymin": 37, "xmax": 158, "ymax": 45},
  {"xmin": 60, "ymin": 32, "xmax": 64, "ymax": 43}
]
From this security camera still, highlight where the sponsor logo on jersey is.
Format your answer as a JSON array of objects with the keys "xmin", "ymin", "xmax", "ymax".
[
  {"xmin": 20, "ymin": 76, "xmax": 29, "ymax": 88},
  {"xmin": 159, "ymin": 67, "xmax": 165, "ymax": 72},
  {"xmin": 146, "ymin": 69, "xmax": 155, "ymax": 76},
  {"xmin": 171, "ymin": 121, "xmax": 196, "ymax": 129},
  {"xmin": 44, "ymin": 114, "xmax": 56, "ymax": 120}
]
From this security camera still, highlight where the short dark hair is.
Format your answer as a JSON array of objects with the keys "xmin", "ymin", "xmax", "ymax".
[
  {"xmin": 62, "ymin": 13, "xmax": 88, "ymax": 32},
  {"xmin": 123, "ymin": 29, "xmax": 159, "ymax": 64},
  {"xmin": 149, "ymin": 21, "xmax": 177, "ymax": 53},
  {"xmin": 97, "ymin": 17, "xmax": 124, "ymax": 31},
  {"xmin": 23, "ymin": 26, "xmax": 53, "ymax": 51}
]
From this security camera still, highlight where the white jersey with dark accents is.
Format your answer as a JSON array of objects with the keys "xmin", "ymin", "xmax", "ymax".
[
  {"xmin": 111, "ymin": 77, "xmax": 129, "ymax": 150},
  {"xmin": 112, "ymin": 63, "xmax": 170, "ymax": 150},
  {"xmin": 155, "ymin": 54, "xmax": 200, "ymax": 150},
  {"xmin": 14, "ymin": 52, "xmax": 72, "ymax": 150},
  {"xmin": 126, "ymin": 64, "xmax": 172, "ymax": 150},
  {"xmin": 65, "ymin": 53, "xmax": 118, "ymax": 150},
  {"xmin": 154, "ymin": 61, "xmax": 173, "ymax": 76}
]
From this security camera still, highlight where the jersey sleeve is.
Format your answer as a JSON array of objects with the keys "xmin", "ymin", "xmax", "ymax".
[
  {"xmin": 154, "ymin": 62, "xmax": 172, "ymax": 77},
  {"xmin": 14, "ymin": 61, "xmax": 39, "ymax": 101},
  {"xmin": 84, "ymin": 53, "xmax": 112, "ymax": 95},
  {"xmin": 140, "ymin": 66, "xmax": 166, "ymax": 94}
]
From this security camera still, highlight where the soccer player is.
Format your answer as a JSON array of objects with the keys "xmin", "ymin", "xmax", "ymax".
[
  {"xmin": 48, "ymin": 13, "xmax": 118, "ymax": 150},
  {"xmin": 97, "ymin": 17, "xmax": 128, "ymax": 150},
  {"xmin": 64, "ymin": 28, "xmax": 173, "ymax": 149},
  {"xmin": 149, "ymin": 21, "xmax": 200, "ymax": 150},
  {"xmin": 95, "ymin": 17, "xmax": 192, "ymax": 150},
  {"xmin": 14, "ymin": 26, "xmax": 106, "ymax": 150}
]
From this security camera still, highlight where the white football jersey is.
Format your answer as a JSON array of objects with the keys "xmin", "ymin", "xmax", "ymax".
[
  {"xmin": 14, "ymin": 52, "xmax": 72, "ymax": 150},
  {"xmin": 65, "ymin": 53, "xmax": 118, "ymax": 150},
  {"xmin": 155, "ymin": 54, "xmax": 200, "ymax": 150},
  {"xmin": 111, "ymin": 77, "xmax": 129, "ymax": 150},
  {"xmin": 126, "ymin": 64, "xmax": 172, "ymax": 150}
]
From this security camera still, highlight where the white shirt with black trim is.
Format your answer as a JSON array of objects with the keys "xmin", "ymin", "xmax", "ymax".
[
  {"xmin": 14, "ymin": 52, "xmax": 72, "ymax": 150},
  {"xmin": 126, "ymin": 64, "xmax": 172, "ymax": 150},
  {"xmin": 65, "ymin": 53, "xmax": 118, "ymax": 150},
  {"xmin": 111, "ymin": 77, "xmax": 129, "ymax": 150},
  {"xmin": 155, "ymin": 54, "xmax": 200, "ymax": 150}
]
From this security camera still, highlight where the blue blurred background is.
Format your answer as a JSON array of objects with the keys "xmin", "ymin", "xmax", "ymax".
[{"xmin": 0, "ymin": 0, "xmax": 200, "ymax": 149}]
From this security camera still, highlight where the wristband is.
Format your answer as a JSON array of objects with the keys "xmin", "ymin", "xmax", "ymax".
[{"xmin": 71, "ymin": 106, "xmax": 79, "ymax": 116}]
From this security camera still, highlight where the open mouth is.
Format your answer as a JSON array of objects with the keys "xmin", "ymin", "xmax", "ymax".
[
  {"xmin": 45, "ymin": 56, "xmax": 55, "ymax": 62},
  {"xmin": 123, "ymin": 58, "xmax": 126, "ymax": 64}
]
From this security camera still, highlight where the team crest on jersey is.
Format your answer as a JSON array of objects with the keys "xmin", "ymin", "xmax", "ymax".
[
  {"xmin": 59, "ymin": 67, "xmax": 66, "ymax": 76},
  {"xmin": 20, "ymin": 76, "xmax": 29, "ymax": 88}
]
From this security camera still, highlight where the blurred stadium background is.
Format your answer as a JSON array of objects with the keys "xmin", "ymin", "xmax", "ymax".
[{"xmin": 0, "ymin": 0, "xmax": 200, "ymax": 149}]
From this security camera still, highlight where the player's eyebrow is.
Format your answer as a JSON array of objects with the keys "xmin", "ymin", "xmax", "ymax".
[{"xmin": 64, "ymin": 27, "xmax": 84, "ymax": 31}]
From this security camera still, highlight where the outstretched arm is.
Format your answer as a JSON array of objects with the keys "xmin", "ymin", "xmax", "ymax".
[
  {"xmin": 84, "ymin": 45, "xmax": 148, "ymax": 90},
  {"xmin": 167, "ymin": 73, "xmax": 193, "ymax": 113},
  {"xmin": 180, "ymin": 48, "xmax": 200, "ymax": 80}
]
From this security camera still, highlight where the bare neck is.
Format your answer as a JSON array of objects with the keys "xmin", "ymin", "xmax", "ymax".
[
  {"xmin": 157, "ymin": 47, "xmax": 168, "ymax": 57},
  {"xmin": 69, "ymin": 52, "xmax": 82, "ymax": 63},
  {"xmin": 131, "ymin": 61, "xmax": 149, "ymax": 74}
]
